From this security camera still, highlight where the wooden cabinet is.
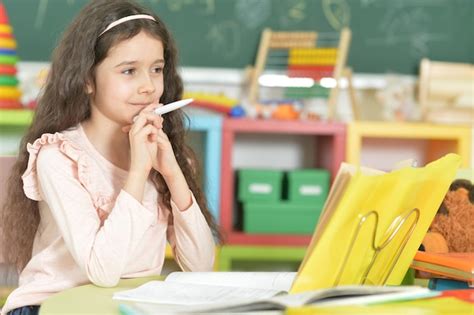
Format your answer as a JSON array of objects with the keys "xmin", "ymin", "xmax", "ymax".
[
  {"xmin": 220, "ymin": 118, "xmax": 346, "ymax": 246},
  {"xmin": 185, "ymin": 114, "xmax": 222, "ymax": 220},
  {"xmin": 347, "ymin": 121, "xmax": 471, "ymax": 168}
]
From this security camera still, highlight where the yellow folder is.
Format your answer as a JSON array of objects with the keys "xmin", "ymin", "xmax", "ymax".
[{"xmin": 291, "ymin": 153, "xmax": 461, "ymax": 293}]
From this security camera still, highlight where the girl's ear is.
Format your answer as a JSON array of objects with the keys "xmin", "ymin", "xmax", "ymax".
[
  {"xmin": 85, "ymin": 81, "xmax": 94, "ymax": 94},
  {"xmin": 85, "ymin": 75, "xmax": 95, "ymax": 94}
]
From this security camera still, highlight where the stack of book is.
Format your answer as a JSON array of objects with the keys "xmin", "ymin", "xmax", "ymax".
[{"xmin": 411, "ymin": 251, "xmax": 474, "ymax": 286}]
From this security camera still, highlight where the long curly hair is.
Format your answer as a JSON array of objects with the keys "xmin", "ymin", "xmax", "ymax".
[{"xmin": 0, "ymin": 0, "xmax": 221, "ymax": 272}]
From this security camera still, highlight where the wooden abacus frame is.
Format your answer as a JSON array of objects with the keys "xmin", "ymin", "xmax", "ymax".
[{"xmin": 248, "ymin": 27, "xmax": 351, "ymax": 120}]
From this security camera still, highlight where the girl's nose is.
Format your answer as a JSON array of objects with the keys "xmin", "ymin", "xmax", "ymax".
[{"xmin": 138, "ymin": 73, "xmax": 156, "ymax": 94}]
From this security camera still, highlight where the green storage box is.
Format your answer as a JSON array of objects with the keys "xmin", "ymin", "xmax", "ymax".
[
  {"xmin": 243, "ymin": 201, "xmax": 324, "ymax": 234},
  {"xmin": 238, "ymin": 169, "xmax": 283, "ymax": 202},
  {"xmin": 287, "ymin": 169, "xmax": 330, "ymax": 203}
]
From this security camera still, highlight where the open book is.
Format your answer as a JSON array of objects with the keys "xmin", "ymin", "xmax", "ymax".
[
  {"xmin": 113, "ymin": 272, "xmax": 436, "ymax": 313},
  {"xmin": 114, "ymin": 272, "xmax": 296, "ymax": 305}
]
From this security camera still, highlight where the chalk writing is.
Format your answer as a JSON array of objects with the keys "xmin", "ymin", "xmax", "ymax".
[
  {"xmin": 288, "ymin": 0, "xmax": 306, "ymax": 22},
  {"xmin": 164, "ymin": 0, "xmax": 215, "ymax": 14},
  {"xmin": 322, "ymin": 0, "xmax": 350, "ymax": 31},
  {"xmin": 366, "ymin": 5, "xmax": 449, "ymax": 57},
  {"xmin": 235, "ymin": 0, "xmax": 271, "ymax": 29},
  {"xmin": 35, "ymin": 0, "xmax": 48, "ymax": 29},
  {"xmin": 360, "ymin": 0, "xmax": 381, "ymax": 7},
  {"xmin": 278, "ymin": 0, "xmax": 307, "ymax": 28},
  {"xmin": 206, "ymin": 20, "xmax": 240, "ymax": 59},
  {"xmin": 166, "ymin": 0, "xmax": 194, "ymax": 12}
]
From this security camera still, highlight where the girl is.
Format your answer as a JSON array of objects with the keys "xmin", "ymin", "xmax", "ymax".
[{"xmin": 0, "ymin": 0, "xmax": 220, "ymax": 314}]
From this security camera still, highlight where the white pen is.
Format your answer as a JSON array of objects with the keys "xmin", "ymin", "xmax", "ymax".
[
  {"xmin": 132, "ymin": 98, "xmax": 193, "ymax": 122},
  {"xmin": 153, "ymin": 98, "xmax": 194, "ymax": 115}
]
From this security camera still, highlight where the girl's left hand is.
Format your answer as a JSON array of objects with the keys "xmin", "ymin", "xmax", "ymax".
[{"xmin": 152, "ymin": 127, "xmax": 181, "ymax": 179}]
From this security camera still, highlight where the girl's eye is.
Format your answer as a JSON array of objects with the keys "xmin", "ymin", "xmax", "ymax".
[
  {"xmin": 122, "ymin": 68, "xmax": 135, "ymax": 75},
  {"xmin": 152, "ymin": 67, "xmax": 163, "ymax": 74}
]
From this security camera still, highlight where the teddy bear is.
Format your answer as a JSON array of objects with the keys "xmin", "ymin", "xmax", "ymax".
[{"xmin": 422, "ymin": 178, "xmax": 474, "ymax": 253}]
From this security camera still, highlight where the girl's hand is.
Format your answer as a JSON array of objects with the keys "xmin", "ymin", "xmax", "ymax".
[
  {"xmin": 125, "ymin": 104, "xmax": 191, "ymax": 209},
  {"xmin": 122, "ymin": 104, "xmax": 163, "ymax": 177},
  {"xmin": 152, "ymin": 117, "xmax": 193, "ymax": 210},
  {"xmin": 152, "ymin": 127, "xmax": 182, "ymax": 179}
]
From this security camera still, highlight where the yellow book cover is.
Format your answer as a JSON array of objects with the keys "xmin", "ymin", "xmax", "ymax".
[{"xmin": 291, "ymin": 154, "xmax": 461, "ymax": 293}]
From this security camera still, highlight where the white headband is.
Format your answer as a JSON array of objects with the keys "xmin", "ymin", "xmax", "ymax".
[{"xmin": 99, "ymin": 14, "xmax": 156, "ymax": 37}]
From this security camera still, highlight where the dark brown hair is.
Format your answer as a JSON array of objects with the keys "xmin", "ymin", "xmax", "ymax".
[{"xmin": 0, "ymin": 0, "xmax": 221, "ymax": 271}]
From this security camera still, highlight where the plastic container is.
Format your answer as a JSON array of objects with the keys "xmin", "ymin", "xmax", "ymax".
[
  {"xmin": 243, "ymin": 201, "xmax": 324, "ymax": 234},
  {"xmin": 286, "ymin": 169, "xmax": 330, "ymax": 203},
  {"xmin": 238, "ymin": 169, "xmax": 283, "ymax": 202}
]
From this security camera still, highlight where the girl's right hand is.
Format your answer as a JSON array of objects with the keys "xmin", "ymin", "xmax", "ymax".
[{"xmin": 122, "ymin": 104, "xmax": 163, "ymax": 177}]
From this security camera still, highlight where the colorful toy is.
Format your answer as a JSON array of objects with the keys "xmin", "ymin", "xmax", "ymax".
[
  {"xmin": 416, "ymin": 178, "xmax": 474, "ymax": 285},
  {"xmin": 0, "ymin": 3, "xmax": 21, "ymax": 109},
  {"xmin": 229, "ymin": 105, "xmax": 245, "ymax": 118},
  {"xmin": 249, "ymin": 28, "xmax": 351, "ymax": 120},
  {"xmin": 271, "ymin": 104, "xmax": 299, "ymax": 120},
  {"xmin": 183, "ymin": 91, "xmax": 238, "ymax": 115},
  {"xmin": 423, "ymin": 179, "xmax": 474, "ymax": 253}
]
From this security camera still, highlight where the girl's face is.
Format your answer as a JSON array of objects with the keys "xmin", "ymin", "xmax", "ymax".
[{"xmin": 88, "ymin": 30, "xmax": 164, "ymax": 126}]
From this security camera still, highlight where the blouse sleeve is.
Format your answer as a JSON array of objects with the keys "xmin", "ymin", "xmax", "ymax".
[
  {"xmin": 166, "ymin": 194, "xmax": 216, "ymax": 271},
  {"xmin": 34, "ymin": 145, "xmax": 157, "ymax": 287}
]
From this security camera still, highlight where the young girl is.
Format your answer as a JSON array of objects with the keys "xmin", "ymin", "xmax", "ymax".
[{"xmin": 0, "ymin": 0, "xmax": 220, "ymax": 314}]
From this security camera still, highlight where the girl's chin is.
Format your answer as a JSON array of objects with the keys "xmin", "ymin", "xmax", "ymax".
[{"xmin": 122, "ymin": 118, "xmax": 134, "ymax": 126}]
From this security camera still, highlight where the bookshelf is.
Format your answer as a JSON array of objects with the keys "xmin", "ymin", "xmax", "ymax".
[
  {"xmin": 184, "ymin": 114, "xmax": 222, "ymax": 220},
  {"xmin": 220, "ymin": 118, "xmax": 346, "ymax": 246},
  {"xmin": 346, "ymin": 121, "xmax": 472, "ymax": 168}
]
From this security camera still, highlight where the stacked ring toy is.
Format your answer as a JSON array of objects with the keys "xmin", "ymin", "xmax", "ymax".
[{"xmin": 0, "ymin": 3, "xmax": 22, "ymax": 109}]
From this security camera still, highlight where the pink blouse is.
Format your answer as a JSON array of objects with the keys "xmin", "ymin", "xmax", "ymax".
[{"xmin": 2, "ymin": 125, "xmax": 215, "ymax": 314}]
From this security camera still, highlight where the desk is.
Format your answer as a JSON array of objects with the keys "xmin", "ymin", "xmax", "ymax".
[
  {"xmin": 39, "ymin": 276, "xmax": 282, "ymax": 315},
  {"xmin": 40, "ymin": 276, "xmax": 160, "ymax": 315},
  {"xmin": 39, "ymin": 277, "xmax": 471, "ymax": 315}
]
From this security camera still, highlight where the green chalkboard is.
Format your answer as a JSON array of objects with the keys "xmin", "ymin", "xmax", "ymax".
[{"xmin": 3, "ymin": 0, "xmax": 473, "ymax": 74}]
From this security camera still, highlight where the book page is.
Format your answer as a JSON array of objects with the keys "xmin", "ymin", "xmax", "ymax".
[
  {"xmin": 116, "ymin": 284, "xmax": 433, "ymax": 313},
  {"xmin": 113, "ymin": 281, "xmax": 284, "ymax": 305},
  {"xmin": 268, "ymin": 285, "xmax": 418, "ymax": 308},
  {"xmin": 165, "ymin": 271, "xmax": 296, "ymax": 292},
  {"xmin": 187, "ymin": 288, "xmax": 390, "ymax": 314},
  {"xmin": 311, "ymin": 287, "xmax": 437, "ymax": 307},
  {"xmin": 181, "ymin": 285, "xmax": 433, "ymax": 313}
]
